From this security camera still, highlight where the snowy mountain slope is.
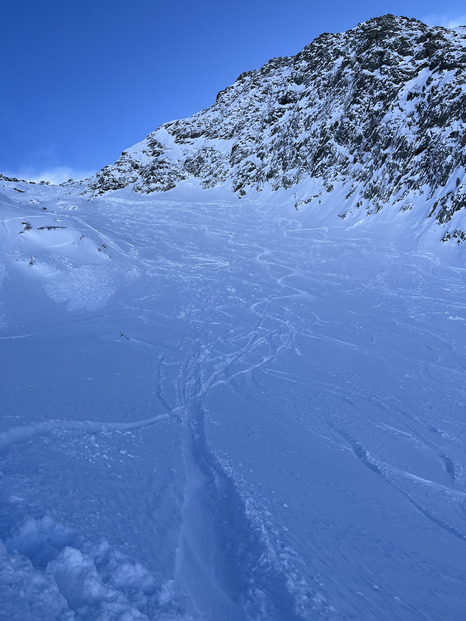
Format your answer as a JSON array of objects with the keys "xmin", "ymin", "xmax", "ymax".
[
  {"xmin": 1, "ymin": 174, "xmax": 466, "ymax": 620},
  {"xmin": 87, "ymin": 15, "xmax": 466, "ymax": 242},
  {"xmin": 1, "ymin": 13, "xmax": 466, "ymax": 621},
  {"xmin": 0, "ymin": 180, "xmax": 139, "ymax": 318}
]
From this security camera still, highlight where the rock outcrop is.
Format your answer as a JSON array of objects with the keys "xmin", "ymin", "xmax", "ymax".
[{"xmin": 88, "ymin": 15, "xmax": 466, "ymax": 232}]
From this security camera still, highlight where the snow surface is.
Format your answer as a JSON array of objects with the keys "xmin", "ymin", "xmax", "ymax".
[{"xmin": 0, "ymin": 178, "xmax": 465, "ymax": 620}]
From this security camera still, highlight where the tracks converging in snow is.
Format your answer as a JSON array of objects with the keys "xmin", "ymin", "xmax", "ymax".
[
  {"xmin": 1, "ymin": 185, "xmax": 466, "ymax": 620},
  {"xmin": 168, "ymin": 326, "xmax": 315, "ymax": 619}
]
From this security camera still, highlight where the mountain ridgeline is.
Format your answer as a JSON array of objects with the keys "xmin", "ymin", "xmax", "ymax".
[{"xmin": 88, "ymin": 15, "xmax": 466, "ymax": 238}]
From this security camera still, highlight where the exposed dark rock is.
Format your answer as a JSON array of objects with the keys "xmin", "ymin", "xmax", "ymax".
[{"xmin": 87, "ymin": 15, "xmax": 466, "ymax": 226}]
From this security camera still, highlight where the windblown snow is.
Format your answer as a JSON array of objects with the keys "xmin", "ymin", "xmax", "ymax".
[{"xmin": 0, "ymin": 172, "xmax": 465, "ymax": 620}]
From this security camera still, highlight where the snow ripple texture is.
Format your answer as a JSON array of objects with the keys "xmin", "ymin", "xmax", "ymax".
[{"xmin": 0, "ymin": 176, "xmax": 465, "ymax": 620}]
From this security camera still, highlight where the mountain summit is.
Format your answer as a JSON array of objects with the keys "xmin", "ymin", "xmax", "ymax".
[{"xmin": 88, "ymin": 15, "xmax": 466, "ymax": 238}]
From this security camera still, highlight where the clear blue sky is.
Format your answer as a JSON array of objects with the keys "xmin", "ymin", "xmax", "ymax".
[{"xmin": 2, "ymin": 0, "xmax": 465, "ymax": 182}]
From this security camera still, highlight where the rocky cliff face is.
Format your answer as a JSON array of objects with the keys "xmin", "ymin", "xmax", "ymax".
[{"xmin": 88, "ymin": 15, "xmax": 466, "ymax": 233}]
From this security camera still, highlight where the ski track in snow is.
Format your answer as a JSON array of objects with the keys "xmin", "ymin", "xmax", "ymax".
[
  {"xmin": 0, "ymin": 415, "xmax": 169, "ymax": 453},
  {"xmin": 329, "ymin": 422, "xmax": 466, "ymax": 541},
  {"xmin": 169, "ymin": 334, "xmax": 317, "ymax": 621},
  {"xmin": 1, "ymin": 184, "xmax": 466, "ymax": 619}
]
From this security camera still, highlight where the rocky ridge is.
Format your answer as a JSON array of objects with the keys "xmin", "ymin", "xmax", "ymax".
[{"xmin": 88, "ymin": 15, "xmax": 466, "ymax": 236}]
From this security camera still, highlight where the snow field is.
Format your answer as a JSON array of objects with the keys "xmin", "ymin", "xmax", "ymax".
[{"xmin": 0, "ymin": 178, "xmax": 465, "ymax": 619}]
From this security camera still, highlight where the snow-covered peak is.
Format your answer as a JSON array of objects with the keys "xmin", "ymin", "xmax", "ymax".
[{"xmin": 84, "ymin": 15, "xmax": 466, "ymax": 242}]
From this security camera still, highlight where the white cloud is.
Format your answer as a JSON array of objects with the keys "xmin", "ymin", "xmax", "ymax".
[
  {"xmin": 3, "ymin": 166, "xmax": 95, "ymax": 185},
  {"xmin": 422, "ymin": 13, "xmax": 466, "ymax": 28}
]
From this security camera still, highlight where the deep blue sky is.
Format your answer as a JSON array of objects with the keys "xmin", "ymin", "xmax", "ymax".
[{"xmin": 2, "ymin": 0, "xmax": 466, "ymax": 182}]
